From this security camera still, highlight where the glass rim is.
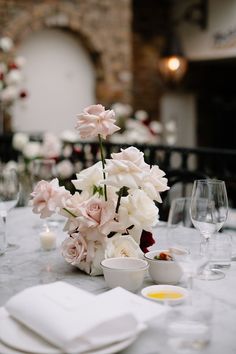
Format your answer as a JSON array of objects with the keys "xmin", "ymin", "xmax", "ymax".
[{"xmin": 194, "ymin": 179, "xmax": 226, "ymax": 185}]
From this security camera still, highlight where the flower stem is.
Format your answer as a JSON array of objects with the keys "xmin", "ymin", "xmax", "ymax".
[
  {"xmin": 116, "ymin": 188, "xmax": 123, "ymax": 214},
  {"xmin": 62, "ymin": 207, "xmax": 77, "ymax": 218},
  {"xmin": 98, "ymin": 134, "xmax": 107, "ymax": 201},
  {"xmin": 115, "ymin": 186, "xmax": 129, "ymax": 214}
]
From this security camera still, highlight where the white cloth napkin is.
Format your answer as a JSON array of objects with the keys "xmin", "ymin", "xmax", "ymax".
[{"xmin": 5, "ymin": 282, "xmax": 142, "ymax": 353}]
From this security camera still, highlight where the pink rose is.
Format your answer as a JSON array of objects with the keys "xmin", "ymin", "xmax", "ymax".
[
  {"xmin": 61, "ymin": 233, "xmax": 87, "ymax": 265},
  {"xmin": 75, "ymin": 104, "xmax": 120, "ymax": 139},
  {"xmin": 77, "ymin": 196, "xmax": 116, "ymax": 237},
  {"xmin": 31, "ymin": 178, "xmax": 71, "ymax": 218}
]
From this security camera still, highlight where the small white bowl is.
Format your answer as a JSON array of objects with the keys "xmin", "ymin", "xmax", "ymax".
[
  {"xmin": 101, "ymin": 257, "xmax": 149, "ymax": 292},
  {"xmin": 141, "ymin": 285, "xmax": 188, "ymax": 305},
  {"xmin": 144, "ymin": 250, "xmax": 183, "ymax": 285}
]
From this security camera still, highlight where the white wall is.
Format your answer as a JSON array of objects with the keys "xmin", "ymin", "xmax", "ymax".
[
  {"xmin": 13, "ymin": 28, "xmax": 96, "ymax": 134},
  {"xmin": 174, "ymin": 0, "xmax": 236, "ymax": 60},
  {"xmin": 160, "ymin": 93, "xmax": 196, "ymax": 148}
]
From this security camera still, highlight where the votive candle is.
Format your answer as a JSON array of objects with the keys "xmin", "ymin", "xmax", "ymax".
[{"xmin": 40, "ymin": 228, "xmax": 56, "ymax": 251}]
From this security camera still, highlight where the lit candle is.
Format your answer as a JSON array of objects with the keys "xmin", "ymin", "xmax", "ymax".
[{"xmin": 40, "ymin": 228, "xmax": 56, "ymax": 251}]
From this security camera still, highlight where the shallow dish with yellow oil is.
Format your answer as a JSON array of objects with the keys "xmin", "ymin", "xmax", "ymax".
[{"xmin": 141, "ymin": 285, "xmax": 188, "ymax": 305}]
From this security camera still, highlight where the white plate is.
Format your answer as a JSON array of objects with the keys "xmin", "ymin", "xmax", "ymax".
[
  {"xmin": 0, "ymin": 308, "xmax": 138, "ymax": 354},
  {"xmin": 141, "ymin": 285, "xmax": 188, "ymax": 305}
]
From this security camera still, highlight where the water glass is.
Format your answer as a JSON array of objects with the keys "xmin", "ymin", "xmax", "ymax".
[
  {"xmin": 165, "ymin": 291, "xmax": 213, "ymax": 353},
  {"xmin": 209, "ymin": 233, "xmax": 232, "ymax": 269}
]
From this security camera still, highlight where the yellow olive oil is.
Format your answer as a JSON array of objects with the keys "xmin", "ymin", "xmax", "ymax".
[{"xmin": 147, "ymin": 291, "xmax": 183, "ymax": 300}]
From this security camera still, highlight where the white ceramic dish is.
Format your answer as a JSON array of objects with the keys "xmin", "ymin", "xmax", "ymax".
[
  {"xmin": 141, "ymin": 285, "xmax": 188, "ymax": 305},
  {"xmin": 101, "ymin": 257, "xmax": 149, "ymax": 292},
  {"xmin": 144, "ymin": 250, "xmax": 182, "ymax": 285},
  {"xmin": 0, "ymin": 307, "xmax": 139, "ymax": 354}
]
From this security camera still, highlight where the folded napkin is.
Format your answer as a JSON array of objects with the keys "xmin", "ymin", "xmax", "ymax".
[{"xmin": 4, "ymin": 282, "xmax": 143, "ymax": 353}]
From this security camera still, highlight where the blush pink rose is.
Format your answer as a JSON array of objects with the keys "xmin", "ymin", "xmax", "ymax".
[
  {"xmin": 77, "ymin": 196, "xmax": 116, "ymax": 237},
  {"xmin": 31, "ymin": 178, "xmax": 71, "ymax": 218},
  {"xmin": 61, "ymin": 233, "xmax": 87, "ymax": 265},
  {"xmin": 75, "ymin": 104, "xmax": 120, "ymax": 139}
]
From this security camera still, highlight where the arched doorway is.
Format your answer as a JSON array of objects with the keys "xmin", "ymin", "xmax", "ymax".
[{"xmin": 12, "ymin": 28, "xmax": 96, "ymax": 134}]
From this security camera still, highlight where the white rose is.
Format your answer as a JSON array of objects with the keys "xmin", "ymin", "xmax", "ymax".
[
  {"xmin": 12, "ymin": 132, "xmax": 29, "ymax": 151},
  {"xmin": 89, "ymin": 243, "xmax": 105, "ymax": 276},
  {"xmin": 6, "ymin": 69, "xmax": 22, "ymax": 85},
  {"xmin": 0, "ymin": 37, "xmax": 13, "ymax": 52},
  {"xmin": 118, "ymin": 189, "xmax": 158, "ymax": 233},
  {"xmin": 166, "ymin": 134, "xmax": 177, "ymax": 145},
  {"xmin": 72, "ymin": 161, "xmax": 103, "ymax": 194},
  {"xmin": 0, "ymin": 86, "xmax": 18, "ymax": 102},
  {"xmin": 134, "ymin": 110, "xmax": 148, "ymax": 121},
  {"xmin": 149, "ymin": 121, "xmax": 163, "ymax": 134},
  {"xmin": 23, "ymin": 142, "xmax": 41, "ymax": 159},
  {"xmin": 111, "ymin": 103, "xmax": 132, "ymax": 117},
  {"xmin": 141, "ymin": 165, "xmax": 169, "ymax": 203},
  {"xmin": 4, "ymin": 160, "xmax": 18, "ymax": 172},
  {"xmin": 41, "ymin": 133, "xmax": 61, "ymax": 158},
  {"xmin": 14, "ymin": 56, "xmax": 26, "ymax": 68},
  {"xmin": 165, "ymin": 120, "xmax": 177, "ymax": 133},
  {"xmin": 105, "ymin": 234, "xmax": 143, "ymax": 259},
  {"xmin": 56, "ymin": 160, "xmax": 74, "ymax": 179},
  {"xmin": 60, "ymin": 129, "xmax": 78, "ymax": 143}
]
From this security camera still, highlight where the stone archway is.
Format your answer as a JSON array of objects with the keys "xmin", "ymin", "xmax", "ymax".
[{"xmin": 1, "ymin": 0, "xmax": 132, "ymax": 105}]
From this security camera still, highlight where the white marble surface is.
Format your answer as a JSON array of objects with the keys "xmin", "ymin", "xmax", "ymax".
[{"xmin": 0, "ymin": 207, "xmax": 236, "ymax": 354}]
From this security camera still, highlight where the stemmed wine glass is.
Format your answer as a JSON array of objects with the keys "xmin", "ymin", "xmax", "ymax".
[
  {"xmin": 167, "ymin": 197, "xmax": 208, "ymax": 293},
  {"xmin": 190, "ymin": 179, "xmax": 228, "ymax": 280},
  {"xmin": 0, "ymin": 168, "xmax": 20, "ymax": 251}
]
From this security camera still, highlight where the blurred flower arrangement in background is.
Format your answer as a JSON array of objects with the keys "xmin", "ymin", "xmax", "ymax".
[
  {"xmin": 5, "ymin": 131, "xmax": 78, "ymax": 205},
  {"xmin": 111, "ymin": 102, "xmax": 177, "ymax": 145},
  {"xmin": 0, "ymin": 36, "xmax": 27, "ymax": 133}
]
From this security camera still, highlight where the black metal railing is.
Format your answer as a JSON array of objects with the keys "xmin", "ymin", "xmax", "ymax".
[{"xmin": 1, "ymin": 134, "xmax": 236, "ymax": 212}]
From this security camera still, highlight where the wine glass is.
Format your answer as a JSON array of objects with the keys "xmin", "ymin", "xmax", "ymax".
[
  {"xmin": 167, "ymin": 197, "xmax": 208, "ymax": 293},
  {"xmin": 0, "ymin": 168, "xmax": 20, "ymax": 251},
  {"xmin": 190, "ymin": 179, "xmax": 228, "ymax": 280}
]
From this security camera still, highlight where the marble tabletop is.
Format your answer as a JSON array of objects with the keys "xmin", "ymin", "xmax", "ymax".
[{"xmin": 0, "ymin": 207, "xmax": 236, "ymax": 354}]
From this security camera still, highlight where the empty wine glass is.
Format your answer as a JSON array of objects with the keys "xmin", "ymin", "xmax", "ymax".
[
  {"xmin": 190, "ymin": 179, "xmax": 228, "ymax": 280},
  {"xmin": 167, "ymin": 197, "xmax": 208, "ymax": 292},
  {"xmin": 0, "ymin": 168, "xmax": 20, "ymax": 251}
]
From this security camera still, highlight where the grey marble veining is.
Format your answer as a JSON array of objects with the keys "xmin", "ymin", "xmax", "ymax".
[{"xmin": 0, "ymin": 207, "xmax": 236, "ymax": 354}]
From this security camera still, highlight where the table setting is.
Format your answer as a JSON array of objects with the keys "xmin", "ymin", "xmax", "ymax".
[{"xmin": 1, "ymin": 104, "xmax": 236, "ymax": 354}]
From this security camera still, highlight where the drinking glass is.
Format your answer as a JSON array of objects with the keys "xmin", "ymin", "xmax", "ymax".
[
  {"xmin": 0, "ymin": 168, "xmax": 20, "ymax": 251},
  {"xmin": 30, "ymin": 158, "xmax": 56, "ymax": 186},
  {"xmin": 190, "ymin": 179, "xmax": 228, "ymax": 280},
  {"xmin": 167, "ymin": 197, "xmax": 208, "ymax": 292}
]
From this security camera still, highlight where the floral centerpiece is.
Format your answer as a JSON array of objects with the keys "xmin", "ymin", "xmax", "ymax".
[
  {"xmin": 0, "ymin": 36, "xmax": 27, "ymax": 132},
  {"xmin": 30, "ymin": 104, "xmax": 169, "ymax": 275}
]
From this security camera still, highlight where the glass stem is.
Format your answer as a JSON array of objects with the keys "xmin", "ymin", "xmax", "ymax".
[
  {"xmin": 1, "ymin": 214, "xmax": 7, "ymax": 250},
  {"xmin": 186, "ymin": 274, "xmax": 193, "ymax": 305},
  {"xmin": 201, "ymin": 235, "xmax": 212, "ymax": 275}
]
